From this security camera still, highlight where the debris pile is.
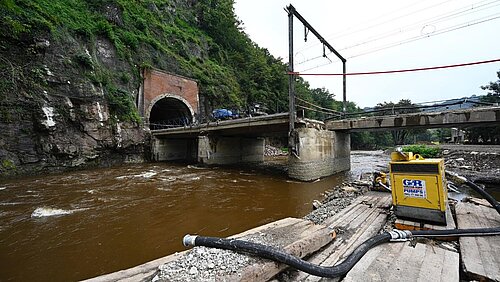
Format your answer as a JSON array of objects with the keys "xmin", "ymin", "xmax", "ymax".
[
  {"xmin": 443, "ymin": 149, "xmax": 500, "ymax": 183},
  {"xmin": 264, "ymin": 145, "xmax": 287, "ymax": 157}
]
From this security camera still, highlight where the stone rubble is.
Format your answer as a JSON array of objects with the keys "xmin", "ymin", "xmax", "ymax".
[
  {"xmin": 264, "ymin": 145, "xmax": 287, "ymax": 157},
  {"xmin": 154, "ymin": 232, "xmax": 286, "ymax": 282},
  {"xmin": 305, "ymin": 183, "xmax": 370, "ymax": 225},
  {"xmin": 444, "ymin": 149, "xmax": 500, "ymax": 183}
]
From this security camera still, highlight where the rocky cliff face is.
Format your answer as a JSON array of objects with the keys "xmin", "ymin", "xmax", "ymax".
[
  {"xmin": 0, "ymin": 0, "xmax": 285, "ymax": 178},
  {"xmin": 0, "ymin": 29, "xmax": 149, "ymax": 177}
]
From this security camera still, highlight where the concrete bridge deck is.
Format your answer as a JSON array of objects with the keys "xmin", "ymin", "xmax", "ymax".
[
  {"xmin": 151, "ymin": 106, "xmax": 500, "ymax": 137},
  {"xmin": 151, "ymin": 113, "xmax": 291, "ymax": 137},
  {"xmin": 326, "ymin": 106, "xmax": 500, "ymax": 132}
]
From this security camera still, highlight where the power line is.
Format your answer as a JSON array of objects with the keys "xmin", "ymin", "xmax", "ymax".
[
  {"xmin": 348, "ymin": 12, "xmax": 500, "ymax": 59},
  {"xmin": 295, "ymin": 96, "xmax": 342, "ymax": 114},
  {"xmin": 297, "ymin": 105, "xmax": 342, "ymax": 117},
  {"xmin": 295, "ymin": 0, "xmax": 500, "ymax": 68},
  {"xmin": 292, "ymin": 0, "xmax": 454, "ymax": 55},
  {"xmin": 291, "ymin": 58, "xmax": 500, "ymax": 76},
  {"xmin": 341, "ymin": 98, "xmax": 498, "ymax": 118},
  {"xmin": 337, "ymin": 0, "xmax": 500, "ymax": 53},
  {"xmin": 297, "ymin": 13, "xmax": 500, "ymax": 73}
]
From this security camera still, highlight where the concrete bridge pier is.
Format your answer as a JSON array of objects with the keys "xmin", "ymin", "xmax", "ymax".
[
  {"xmin": 152, "ymin": 137, "xmax": 198, "ymax": 162},
  {"xmin": 288, "ymin": 127, "xmax": 351, "ymax": 181},
  {"xmin": 197, "ymin": 136, "xmax": 265, "ymax": 165}
]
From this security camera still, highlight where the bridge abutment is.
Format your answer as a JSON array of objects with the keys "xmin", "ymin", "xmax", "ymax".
[
  {"xmin": 288, "ymin": 127, "xmax": 350, "ymax": 181},
  {"xmin": 198, "ymin": 136, "xmax": 265, "ymax": 165}
]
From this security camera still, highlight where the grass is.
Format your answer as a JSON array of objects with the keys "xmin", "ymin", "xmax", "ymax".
[{"xmin": 403, "ymin": 144, "xmax": 441, "ymax": 158}]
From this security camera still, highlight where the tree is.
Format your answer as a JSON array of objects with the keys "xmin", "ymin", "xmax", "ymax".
[{"xmin": 374, "ymin": 99, "xmax": 421, "ymax": 145}]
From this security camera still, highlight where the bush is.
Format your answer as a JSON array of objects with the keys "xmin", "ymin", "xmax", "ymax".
[{"xmin": 402, "ymin": 144, "xmax": 441, "ymax": 158}]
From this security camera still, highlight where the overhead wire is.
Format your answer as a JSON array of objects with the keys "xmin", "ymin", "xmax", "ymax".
[
  {"xmin": 291, "ymin": 0, "xmax": 440, "ymax": 55},
  {"xmin": 290, "ymin": 0, "xmax": 500, "ymax": 69},
  {"xmin": 339, "ymin": 98, "xmax": 498, "ymax": 118},
  {"xmin": 337, "ymin": 0, "xmax": 500, "ymax": 53},
  {"xmin": 296, "ymin": 12, "xmax": 500, "ymax": 73},
  {"xmin": 292, "ymin": 58, "xmax": 500, "ymax": 76},
  {"xmin": 348, "ymin": 12, "xmax": 500, "ymax": 59},
  {"xmin": 295, "ymin": 97, "xmax": 342, "ymax": 115},
  {"xmin": 296, "ymin": 105, "xmax": 342, "ymax": 117}
]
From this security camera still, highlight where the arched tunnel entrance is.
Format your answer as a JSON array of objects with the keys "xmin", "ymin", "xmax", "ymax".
[{"xmin": 148, "ymin": 96, "xmax": 193, "ymax": 130}]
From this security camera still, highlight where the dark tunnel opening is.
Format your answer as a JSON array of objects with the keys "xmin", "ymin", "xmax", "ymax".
[{"xmin": 149, "ymin": 97, "xmax": 192, "ymax": 130}]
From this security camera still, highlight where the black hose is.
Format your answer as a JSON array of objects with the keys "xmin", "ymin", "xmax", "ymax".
[
  {"xmin": 464, "ymin": 179, "xmax": 500, "ymax": 214},
  {"xmin": 186, "ymin": 233, "xmax": 391, "ymax": 278},
  {"xmin": 412, "ymin": 227, "xmax": 500, "ymax": 237},
  {"xmin": 184, "ymin": 172, "xmax": 500, "ymax": 278}
]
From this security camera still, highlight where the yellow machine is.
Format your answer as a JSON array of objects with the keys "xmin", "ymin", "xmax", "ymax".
[{"xmin": 389, "ymin": 151, "xmax": 448, "ymax": 225}]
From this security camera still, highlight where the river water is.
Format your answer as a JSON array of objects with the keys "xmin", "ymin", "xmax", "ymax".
[
  {"xmin": 1, "ymin": 151, "xmax": 497, "ymax": 281},
  {"xmin": 0, "ymin": 151, "xmax": 388, "ymax": 281}
]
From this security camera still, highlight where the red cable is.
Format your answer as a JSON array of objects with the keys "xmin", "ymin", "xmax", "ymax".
[{"xmin": 289, "ymin": 58, "xmax": 500, "ymax": 76}]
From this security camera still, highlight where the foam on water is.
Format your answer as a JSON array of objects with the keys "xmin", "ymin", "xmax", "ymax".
[
  {"xmin": 31, "ymin": 207, "xmax": 86, "ymax": 218},
  {"xmin": 116, "ymin": 171, "xmax": 158, "ymax": 179},
  {"xmin": 187, "ymin": 165, "xmax": 207, "ymax": 170},
  {"xmin": 136, "ymin": 171, "xmax": 157, "ymax": 178},
  {"xmin": 0, "ymin": 187, "xmax": 6, "ymax": 191},
  {"xmin": 0, "ymin": 202, "xmax": 24, "ymax": 206}
]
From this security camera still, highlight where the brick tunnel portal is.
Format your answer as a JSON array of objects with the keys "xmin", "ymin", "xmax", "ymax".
[{"xmin": 148, "ymin": 97, "xmax": 193, "ymax": 130}]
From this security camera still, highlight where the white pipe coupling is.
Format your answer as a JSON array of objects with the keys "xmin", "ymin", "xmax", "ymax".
[
  {"xmin": 183, "ymin": 234, "xmax": 198, "ymax": 247},
  {"xmin": 388, "ymin": 230, "xmax": 413, "ymax": 241}
]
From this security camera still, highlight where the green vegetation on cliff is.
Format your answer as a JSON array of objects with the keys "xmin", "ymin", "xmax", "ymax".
[{"xmin": 0, "ymin": 0, "xmax": 351, "ymax": 118}]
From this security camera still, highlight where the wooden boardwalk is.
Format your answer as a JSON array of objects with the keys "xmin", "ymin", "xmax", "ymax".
[
  {"xmin": 281, "ymin": 191, "xmax": 392, "ymax": 281},
  {"xmin": 343, "ymin": 241, "xmax": 459, "ymax": 282}
]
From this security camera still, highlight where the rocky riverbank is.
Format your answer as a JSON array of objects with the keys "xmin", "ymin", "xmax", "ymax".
[{"xmin": 441, "ymin": 144, "xmax": 500, "ymax": 184}]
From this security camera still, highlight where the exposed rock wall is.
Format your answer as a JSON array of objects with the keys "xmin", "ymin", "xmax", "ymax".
[{"xmin": 0, "ymin": 32, "xmax": 148, "ymax": 177}]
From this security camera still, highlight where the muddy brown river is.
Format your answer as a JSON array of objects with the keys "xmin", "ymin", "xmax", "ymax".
[
  {"xmin": 0, "ymin": 152, "xmax": 389, "ymax": 281},
  {"xmin": 0, "ymin": 151, "xmax": 497, "ymax": 281}
]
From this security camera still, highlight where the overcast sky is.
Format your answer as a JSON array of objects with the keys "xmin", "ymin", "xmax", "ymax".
[{"xmin": 234, "ymin": 0, "xmax": 500, "ymax": 108}]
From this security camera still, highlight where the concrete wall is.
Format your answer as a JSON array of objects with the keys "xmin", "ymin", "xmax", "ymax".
[
  {"xmin": 198, "ymin": 136, "xmax": 264, "ymax": 165},
  {"xmin": 152, "ymin": 137, "xmax": 197, "ymax": 161},
  {"xmin": 288, "ymin": 128, "xmax": 350, "ymax": 181}
]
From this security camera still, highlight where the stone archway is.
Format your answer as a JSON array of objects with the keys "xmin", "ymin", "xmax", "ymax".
[{"xmin": 147, "ymin": 94, "xmax": 195, "ymax": 130}]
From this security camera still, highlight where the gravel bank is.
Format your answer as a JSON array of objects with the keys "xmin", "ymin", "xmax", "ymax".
[{"xmin": 442, "ymin": 146, "xmax": 500, "ymax": 184}]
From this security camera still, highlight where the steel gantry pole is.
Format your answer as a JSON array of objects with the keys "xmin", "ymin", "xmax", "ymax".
[
  {"xmin": 286, "ymin": 4, "xmax": 347, "ymax": 115},
  {"xmin": 287, "ymin": 5, "xmax": 296, "ymax": 155},
  {"xmin": 343, "ymin": 62, "xmax": 347, "ymax": 114}
]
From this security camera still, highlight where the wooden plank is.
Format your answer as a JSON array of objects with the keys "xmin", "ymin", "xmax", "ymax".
[
  {"xmin": 343, "ymin": 241, "xmax": 459, "ymax": 282},
  {"xmin": 456, "ymin": 202, "xmax": 500, "ymax": 281},
  {"xmin": 282, "ymin": 192, "xmax": 391, "ymax": 282},
  {"xmin": 463, "ymin": 196, "xmax": 493, "ymax": 208},
  {"xmin": 231, "ymin": 221, "xmax": 335, "ymax": 281}
]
